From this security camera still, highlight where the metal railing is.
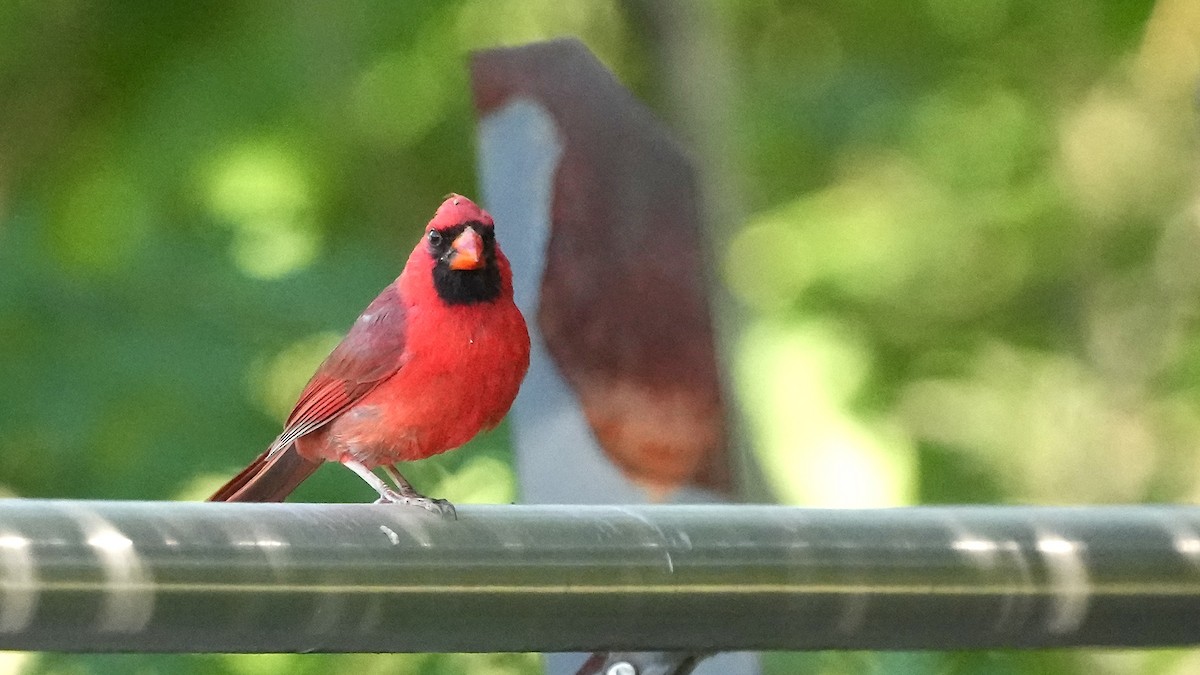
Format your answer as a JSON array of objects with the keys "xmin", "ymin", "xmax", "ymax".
[{"xmin": 0, "ymin": 499, "xmax": 1197, "ymax": 652}]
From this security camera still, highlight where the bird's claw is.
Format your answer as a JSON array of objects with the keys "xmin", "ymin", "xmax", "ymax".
[{"xmin": 374, "ymin": 490, "xmax": 457, "ymax": 520}]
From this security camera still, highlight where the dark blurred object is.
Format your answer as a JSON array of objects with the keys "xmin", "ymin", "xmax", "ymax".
[
  {"xmin": 472, "ymin": 38, "xmax": 730, "ymax": 498},
  {"xmin": 472, "ymin": 37, "xmax": 755, "ymax": 675}
]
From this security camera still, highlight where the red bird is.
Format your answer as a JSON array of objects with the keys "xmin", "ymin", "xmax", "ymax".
[{"xmin": 210, "ymin": 195, "xmax": 530, "ymax": 516}]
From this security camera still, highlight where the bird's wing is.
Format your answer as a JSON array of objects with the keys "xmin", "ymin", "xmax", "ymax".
[{"xmin": 271, "ymin": 284, "xmax": 410, "ymax": 452}]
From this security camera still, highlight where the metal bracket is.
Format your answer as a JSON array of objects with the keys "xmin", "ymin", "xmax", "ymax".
[{"xmin": 575, "ymin": 652, "xmax": 708, "ymax": 675}]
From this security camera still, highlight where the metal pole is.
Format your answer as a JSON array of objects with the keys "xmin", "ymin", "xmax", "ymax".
[{"xmin": 0, "ymin": 500, "xmax": 1198, "ymax": 652}]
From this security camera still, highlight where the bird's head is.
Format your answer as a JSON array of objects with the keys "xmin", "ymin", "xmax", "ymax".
[{"xmin": 421, "ymin": 194, "xmax": 505, "ymax": 306}]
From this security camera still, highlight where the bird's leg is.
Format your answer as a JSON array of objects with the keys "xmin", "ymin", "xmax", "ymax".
[
  {"xmin": 341, "ymin": 459, "xmax": 455, "ymax": 519},
  {"xmin": 342, "ymin": 459, "xmax": 397, "ymax": 500},
  {"xmin": 382, "ymin": 464, "xmax": 457, "ymax": 520},
  {"xmin": 381, "ymin": 465, "xmax": 421, "ymax": 497}
]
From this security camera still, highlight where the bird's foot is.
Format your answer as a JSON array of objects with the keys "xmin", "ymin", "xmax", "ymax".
[{"xmin": 374, "ymin": 489, "xmax": 457, "ymax": 520}]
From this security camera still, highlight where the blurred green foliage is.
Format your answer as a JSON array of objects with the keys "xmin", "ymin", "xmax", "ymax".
[{"xmin": 0, "ymin": 0, "xmax": 1197, "ymax": 673}]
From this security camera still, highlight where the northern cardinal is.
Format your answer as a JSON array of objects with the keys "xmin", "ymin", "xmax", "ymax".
[{"xmin": 209, "ymin": 195, "xmax": 530, "ymax": 516}]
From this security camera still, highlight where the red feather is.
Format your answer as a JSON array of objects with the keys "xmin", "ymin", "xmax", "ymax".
[{"xmin": 275, "ymin": 286, "xmax": 409, "ymax": 451}]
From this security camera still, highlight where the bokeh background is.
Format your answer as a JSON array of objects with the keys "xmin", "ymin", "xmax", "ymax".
[{"xmin": 1, "ymin": 0, "xmax": 1199, "ymax": 673}]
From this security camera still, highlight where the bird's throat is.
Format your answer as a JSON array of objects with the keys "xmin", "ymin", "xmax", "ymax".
[{"xmin": 431, "ymin": 264, "xmax": 502, "ymax": 305}]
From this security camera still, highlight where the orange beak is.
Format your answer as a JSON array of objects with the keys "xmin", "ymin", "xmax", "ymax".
[{"xmin": 448, "ymin": 226, "xmax": 485, "ymax": 271}]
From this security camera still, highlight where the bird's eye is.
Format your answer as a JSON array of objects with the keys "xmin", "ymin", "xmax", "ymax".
[{"xmin": 427, "ymin": 230, "xmax": 443, "ymax": 247}]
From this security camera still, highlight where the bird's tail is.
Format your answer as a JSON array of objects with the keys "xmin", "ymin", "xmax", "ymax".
[{"xmin": 208, "ymin": 444, "xmax": 320, "ymax": 502}]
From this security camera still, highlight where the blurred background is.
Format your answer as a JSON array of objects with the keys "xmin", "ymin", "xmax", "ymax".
[{"xmin": 1, "ymin": 0, "xmax": 1198, "ymax": 673}]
